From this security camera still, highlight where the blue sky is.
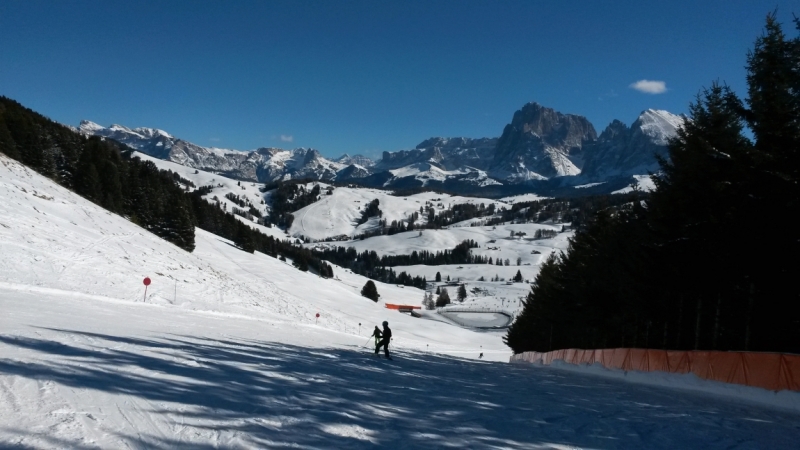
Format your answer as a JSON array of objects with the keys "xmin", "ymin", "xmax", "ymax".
[{"xmin": 1, "ymin": 1, "xmax": 798, "ymax": 159}]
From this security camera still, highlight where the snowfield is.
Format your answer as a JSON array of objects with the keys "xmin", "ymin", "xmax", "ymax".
[
  {"xmin": 288, "ymin": 186, "xmax": 505, "ymax": 241},
  {"xmin": 2, "ymin": 153, "xmax": 800, "ymax": 448}
]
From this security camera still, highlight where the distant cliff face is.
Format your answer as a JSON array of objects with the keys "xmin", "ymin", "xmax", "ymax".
[
  {"xmin": 580, "ymin": 110, "xmax": 684, "ymax": 181},
  {"xmin": 489, "ymin": 102, "xmax": 598, "ymax": 181}
]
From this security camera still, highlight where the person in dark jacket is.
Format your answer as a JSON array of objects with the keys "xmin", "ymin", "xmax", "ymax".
[
  {"xmin": 371, "ymin": 326, "xmax": 382, "ymax": 347},
  {"xmin": 375, "ymin": 321, "xmax": 392, "ymax": 359}
]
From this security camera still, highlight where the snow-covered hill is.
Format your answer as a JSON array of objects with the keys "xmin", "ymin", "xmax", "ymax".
[
  {"xmin": 0, "ymin": 153, "xmax": 506, "ymax": 357},
  {"xmin": 2, "ymin": 152, "xmax": 799, "ymax": 447},
  {"xmin": 288, "ymin": 187, "xmax": 506, "ymax": 241}
]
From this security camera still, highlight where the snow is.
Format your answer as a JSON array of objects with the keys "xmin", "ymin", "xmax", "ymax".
[
  {"xmin": 77, "ymin": 120, "xmax": 104, "ymax": 133},
  {"xmin": 612, "ymin": 174, "xmax": 657, "ymax": 194},
  {"xmin": 289, "ymin": 187, "xmax": 505, "ymax": 241},
  {"xmin": 529, "ymin": 361, "xmax": 800, "ymax": 414},
  {"xmin": 387, "ymin": 164, "xmax": 501, "ymax": 187},
  {"xmin": 131, "ymin": 152, "xmax": 288, "ymax": 240},
  {"xmin": 500, "ymin": 193, "xmax": 549, "ymax": 203},
  {"xmin": 638, "ymin": 109, "xmax": 684, "ymax": 146},
  {"xmin": 2, "ymin": 152, "xmax": 799, "ymax": 447},
  {"xmin": 574, "ymin": 182, "xmax": 605, "ymax": 189}
]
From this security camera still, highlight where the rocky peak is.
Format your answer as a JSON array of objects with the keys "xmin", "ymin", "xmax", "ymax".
[
  {"xmin": 631, "ymin": 109, "xmax": 684, "ymax": 146},
  {"xmin": 580, "ymin": 110, "xmax": 684, "ymax": 181},
  {"xmin": 599, "ymin": 119, "xmax": 629, "ymax": 140},
  {"xmin": 490, "ymin": 102, "xmax": 597, "ymax": 180},
  {"xmin": 335, "ymin": 154, "xmax": 375, "ymax": 167}
]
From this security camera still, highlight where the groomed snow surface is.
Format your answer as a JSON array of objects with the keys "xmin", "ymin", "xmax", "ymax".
[{"xmin": 2, "ymin": 154, "xmax": 799, "ymax": 448}]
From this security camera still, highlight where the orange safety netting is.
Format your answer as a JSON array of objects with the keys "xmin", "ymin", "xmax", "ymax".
[
  {"xmin": 384, "ymin": 303, "xmax": 421, "ymax": 310},
  {"xmin": 509, "ymin": 347, "xmax": 800, "ymax": 392}
]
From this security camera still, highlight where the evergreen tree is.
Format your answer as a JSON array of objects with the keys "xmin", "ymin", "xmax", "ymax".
[
  {"xmin": 361, "ymin": 280, "xmax": 379, "ymax": 302},
  {"xmin": 514, "ymin": 270, "xmax": 523, "ymax": 282},
  {"xmin": 457, "ymin": 284, "xmax": 467, "ymax": 302},
  {"xmin": 422, "ymin": 291, "xmax": 435, "ymax": 310},
  {"xmin": 504, "ymin": 16, "xmax": 800, "ymax": 354},
  {"xmin": 436, "ymin": 288, "xmax": 451, "ymax": 307},
  {"xmin": 435, "ymin": 271, "xmax": 441, "ymax": 282}
]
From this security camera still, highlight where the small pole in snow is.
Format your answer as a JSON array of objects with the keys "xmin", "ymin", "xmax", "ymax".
[
  {"xmin": 359, "ymin": 322, "xmax": 362, "ymax": 335},
  {"xmin": 174, "ymin": 280, "xmax": 177, "ymax": 303},
  {"xmin": 315, "ymin": 312, "xmax": 320, "ymax": 324},
  {"xmin": 143, "ymin": 277, "xmax": 151, "ymax": 302}
]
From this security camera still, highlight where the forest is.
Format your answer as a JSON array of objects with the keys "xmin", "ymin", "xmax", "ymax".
[
  {"xmin": 310, "ymin": 239, "xmax": 483, "ymax": 288},
  {"xmin": 0, "ymin": 97, "xmax": 196, "ymax": 252},
  {"xmin": 0, "ymin": 96, "xmax": 334, "ymax": 278},
  {"xmin": 505, "ymin": 16, "xmax": 800, "ymax": 354}
]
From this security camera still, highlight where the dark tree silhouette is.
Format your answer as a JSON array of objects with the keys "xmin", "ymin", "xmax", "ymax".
[{"xmin": 361, "ymin": 280, "xmax": 380, "ymax": 302}]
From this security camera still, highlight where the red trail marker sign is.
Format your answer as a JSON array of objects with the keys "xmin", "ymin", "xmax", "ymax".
[{"xmin": 143, "ymin": 277, "xmax": 151, "ymax": 301}]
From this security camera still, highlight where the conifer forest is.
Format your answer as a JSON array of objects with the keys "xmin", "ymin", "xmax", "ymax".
[{"xmin": 505, "ymin": 16, "xmax": 800, "ymax": 354}]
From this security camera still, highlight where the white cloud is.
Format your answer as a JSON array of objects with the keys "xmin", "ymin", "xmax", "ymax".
[
  {"xmin": 280, "ymin": 134, "xmax": 294, "ymax": 143},
  {"xmin": 629, "ymin": 79, "xmax": 667, "ymax": 94}
]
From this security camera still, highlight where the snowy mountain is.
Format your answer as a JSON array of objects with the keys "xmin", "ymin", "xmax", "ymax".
[
  {"xmin": 78, "ymin": 121, "xmax": 346, "ymax": 183},
  {"xmin": 335, "ymin": 153, "xmax": 375, "ymax": 167},
  {"xmin": 489, "ymin": 102, "xmax": 597, "ymax": 182},
  {"xmin": 375, "ymin": 137, "xmax": 498, "ymax": 172},
  {"xmin": 580, "ymin": 109, "xmax": 684, "ymax": 180},
  {"xmin": 79, "ymin": 103, "xmax": 683, "ymax": 194}
]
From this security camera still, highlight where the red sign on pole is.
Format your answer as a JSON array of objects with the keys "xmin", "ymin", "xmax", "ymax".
[
  {"xmin": 142, "ymin": 277, "xmax": 151, "ymax": 302},
  {"xmin": 315, "ymin": 312, "xmax": 320, "ymax": 324}
]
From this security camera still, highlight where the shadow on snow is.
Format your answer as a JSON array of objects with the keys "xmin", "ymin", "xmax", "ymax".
[{"xmin": 0, "ymin": 328, "xmax": 798, "ymax": 449}]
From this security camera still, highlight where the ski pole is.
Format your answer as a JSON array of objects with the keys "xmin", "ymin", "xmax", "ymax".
[{"xmin": 363, "ymin": 336, "xmax": 372, "ymax": 347}]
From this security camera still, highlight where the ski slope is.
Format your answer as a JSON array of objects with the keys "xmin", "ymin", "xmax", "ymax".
[
  {"xmin": 2, "ymin": 153, "xmax": 799, "ymax": 448},
  {"xmin": 0, "ymin": 154, "xmax": 504, "ymax": 359}
]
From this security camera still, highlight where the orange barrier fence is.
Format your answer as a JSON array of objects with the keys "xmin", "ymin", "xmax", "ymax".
[
  {"xmin": 384, "ymin": 303, "xmax": 421, "ymax": 310},
  {"xmin": 510, "ymin": 348, "xmax": 800, "ymax": 392}
]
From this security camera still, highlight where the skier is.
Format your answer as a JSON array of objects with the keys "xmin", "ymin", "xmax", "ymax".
[
  {"xmin": 375, "ymin": 320, "xmax": 392, "ymax": 359},
  {"xmin": 370, "ymin": 325, "xmax": 382, "ymax": 347}
]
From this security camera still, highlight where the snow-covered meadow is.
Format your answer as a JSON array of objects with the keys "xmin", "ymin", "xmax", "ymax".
[{"xmin": 2, "ymin": 153, "xmax": 800, "ymax": 448}]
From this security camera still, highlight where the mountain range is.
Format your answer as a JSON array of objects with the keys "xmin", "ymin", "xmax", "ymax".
[{"xmin": 79, "ymin": 102, "xmax": 683, "ymax": 195}]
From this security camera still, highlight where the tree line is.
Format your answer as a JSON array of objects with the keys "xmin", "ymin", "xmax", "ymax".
[
  {"xmin": 310, "ymin": 239, "xmax": 483, "ymax": 288},
  {"xmin": 0, "ymin": 97, "xmax": 196, "ymax": 252},
  {"xmin": 0, "ymin": 95, "xmax": 335, "ymax": 278},
  {"xmin": 505, "ymin": 16, "xmax": 800, "ymax": 355}
]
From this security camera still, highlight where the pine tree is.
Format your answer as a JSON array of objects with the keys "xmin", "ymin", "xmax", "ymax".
[
  {"xmin": 361, "ymin": 280, "xmax": 379, "ymax": 302},
  {"xmin": 435, "ymin": 272, "xmax": 441, "ymax": 282},
  {"xmin": 436, "ymin": 288, "xmax": 451, "ymax": 307},
  {"xmin": 457, "ymin": 284, "xmax": 467, "ymax": 302},
  {"xmin": 422, "ymin": 291, "xmax": 434, "ymax": 310},
  {"xmin": 514, "ymin": 270, "xmax": 523, "ymax": 282},
  {"xmin": 505, "ymin": 15, "xmax": 800, "ymax": 354}
]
